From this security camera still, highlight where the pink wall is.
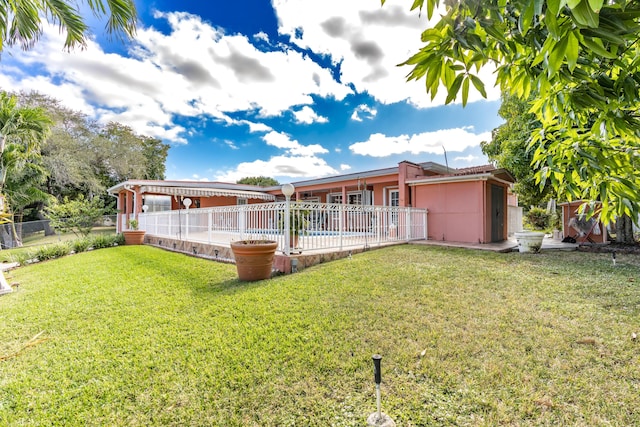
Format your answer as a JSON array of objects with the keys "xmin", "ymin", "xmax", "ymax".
[{"xmin": 413, "ymin": 181, "xmax": 487, "ymax": 243}]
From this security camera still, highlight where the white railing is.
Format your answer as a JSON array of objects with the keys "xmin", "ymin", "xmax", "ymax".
[{"xmin": 136, "ymin": 202, "xmax": 427, "ymax": 255}]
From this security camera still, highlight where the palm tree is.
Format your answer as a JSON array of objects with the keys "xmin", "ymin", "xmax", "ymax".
[
  {"xmin": 0, "ymin": 92, "xmax": 51, "ymax": 294},
  {"xmin": 0, "ymin": 0, "xmax": 137, "ymax": 52},
  {"xmin": 0, "ymin": 92, "xmax": 52, "ymax": 197}
]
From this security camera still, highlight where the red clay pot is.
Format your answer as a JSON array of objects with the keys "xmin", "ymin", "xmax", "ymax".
[
  {"xmin": 123, "ymin": 230, "xmax": 146, "ymax": 245},
  {"xmin": 230, "ymin": 240, "xmax": 278, "ymax": 281}
]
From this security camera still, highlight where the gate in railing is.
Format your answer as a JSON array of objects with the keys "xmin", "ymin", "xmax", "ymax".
[{"xmin": 137, "ymin": 202, "xmax": 427, "ymax": 254}]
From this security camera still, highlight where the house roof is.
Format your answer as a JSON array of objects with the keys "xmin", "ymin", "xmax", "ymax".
[
  {"xmin": 271, "ymin": 161, "xmax": 452, "ymax": 189},
  {"xmin": 140, "ymin": 185, "xmax": 276, "ymax": 201},
  {"xmin": 407, "ymin": 165, "xmax": 515, "ymax": 186},
  {"xmin": 107, "ymin": 180, "xmax": 275, "ymax": 201},
  {"xmin": 108, "ymin": 162, "xmax": 514, "ymax": 198}
]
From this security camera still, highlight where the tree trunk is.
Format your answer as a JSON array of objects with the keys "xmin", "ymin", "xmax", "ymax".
[
  {"xmin": 10, "ymin": 212, "xmax": 23, "ymax": 247},
  {"xmin": 615, "ymin": 214, "xmax": 636, "ymax": 244}
]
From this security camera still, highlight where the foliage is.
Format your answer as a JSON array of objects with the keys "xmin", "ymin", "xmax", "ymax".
[
  {"xmin": 33, "ymin": 242, "xmax": 71, "ymax": 261},
  {"xmin": 17, "ymin": 91, "xmax": 169, "ymax": 212},
  {"xmin": 7, "ymin": 249, "xmax": 33, "ymax": 266},
  {"xmin": 2, "ymin": 245, "xmax": 640, "ymax": 425},
  {"xmin": 0, "ymin": 91, "xmax": 52, "ymax": 247},
  {"xmin": 390, "ymin": 0, "xmax": 640, "ymax": 225},
  {"xmin": 45, "ymin": 195, "xmax": 106, "ymax": 237},
  {"xmin": 525, "ymin": 207, "xmax": 551, "ymax": 231},
  {"xmin": 127, "ymin": 218, "xmax": 139, "ymax": 230},
  {"xmin": 6, "ymin": 232, "xmax": 120, "ymax": 264},
  {"xmin": 278, "ymin": 204, "xmax": 310, "ymax": 236},
  {"xmin": 0, "ymin": 0, "xmax": 137, "ymax": 52},
  {"xmin": 237, "ymin": 176, "xmax": 279, "ymax": 187},
  {"xmin": 91, "ymin": 233, "xmax": 122, "ymax": 249},
  {"xmin": 70, "ymin": 237, "xmax": 91, "ymax": 254},
  {"xmin": 483, "ymin": 92, "xmax": 556, "ymax": 207},
  {"xmin": 231, "ymin": 239, "xmax": 277, "ymax": 245}
]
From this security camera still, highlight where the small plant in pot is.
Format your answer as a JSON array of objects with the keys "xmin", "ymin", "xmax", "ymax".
[
  {"xmin": 515, "ymin": 207, "xmax": 550, "ymax": 253},
  {"xmin": 279, "ymin": 204, "xmax": 310, "ymax": 252},
  {"xmin": 123, "ymin": 218, "xmax": 146, "ymax": 245}
]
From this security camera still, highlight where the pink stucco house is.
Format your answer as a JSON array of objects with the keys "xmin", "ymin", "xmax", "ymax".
[{"xmin": 108, "ymin": 160, "xmax": 516, "ymax": 244}]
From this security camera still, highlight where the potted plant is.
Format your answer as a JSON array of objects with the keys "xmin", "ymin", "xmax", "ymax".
[
  {"xmin": 515, "ymin": 207, "xmax": 549, "ymax": 253},
  {"xmin": 122, "ymin": 218, "xmax": 146, "ymax": 245},
  {"xmin": 279, "ymin": 205, "xmax": 310, "ymax": 252},
  {"xmin": 230, "ymin": 239, "xmax": 278, "ymax": 281}
]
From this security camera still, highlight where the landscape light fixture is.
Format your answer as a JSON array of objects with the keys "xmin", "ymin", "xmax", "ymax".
[
  {"xmin": 281, "ymin": 183, "xmax": 295, "ymax": 198},
  {"xmin": 282, "ymin": 183, "xmax": 295, "ymax": 256}
]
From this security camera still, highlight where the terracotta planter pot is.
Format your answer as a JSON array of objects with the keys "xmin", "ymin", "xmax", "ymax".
[
  {"xmin": 231, "ymin": 240, "xmax": 278, "ymax": 281},
  {"xmin": 123, "ymin": 230, "xmax": 146, "ymax": 245}
]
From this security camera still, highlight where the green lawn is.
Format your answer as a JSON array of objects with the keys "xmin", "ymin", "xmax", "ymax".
[{"xmin": 1, "ymin": 245, "xmax": 639, "ymax": 426}]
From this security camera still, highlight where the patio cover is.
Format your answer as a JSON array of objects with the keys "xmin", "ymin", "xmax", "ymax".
[{"xmin": 140, "ymin": 185, "xmax": 276, "ymax": 201}]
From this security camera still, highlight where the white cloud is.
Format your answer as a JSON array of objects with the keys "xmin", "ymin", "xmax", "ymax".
[
  {"xmin": 254, "ymin": 31, "xmax": 270, "ymax": 42},
  {"xmin": 293, "ymin": 106, "xmax": 328, "ymax": 124},
  {"xmin": 214, "ymin": 130, "xmax": 337, "ymax": 181},
  {"xmin": 215, "ymin": 155, "xmax": 339, "ymax": 182},
  {"xmin": 340, "ymin": 164, "xmax": 351, "ymax": 171},
  {"xmin": 263, "ymin": 131, "xmax": 328, "ymax": 156},
  {"xmin": 273, "ymin": 0, "xmax": 500, "ymax": 108},
  {"xmin": 224, "ymin": 140, "xmax": 239, "ymax": 150},
  {"xmin": 454, "ymin": 154, "xmax": 479, "ymax": 163},
  {"xmin": 1, "ymin": 12, "xmax": 352, "ymax": 143},
  {"xmin": 236, "ymin": 120, "xmax": 272, "ymax": 133},
  {"xmin": 351, "ymin": 104, "xmax": 377, "ymax": 121},
  {"xmin": 349, "ymin": 127, "xmax": 492, "ymax": 157}
]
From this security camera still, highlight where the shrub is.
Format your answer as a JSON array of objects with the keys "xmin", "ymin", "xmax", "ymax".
[
  {"xmin": 8, "ymin": 251, "xmax": 36, "ymax": 266},
  {"xmin": 91, "ymin": 234, "xmax": 120, "ymax": 249},
  {"xmin": 525, "ymin": 207, "xmax": 550, "ymax": 231},
  {"xmin": 34, "ymin": 243, "xmax": 71, "ymax": 261},
  {"xmin": 45, "ymin": 195, "xmax": 106, "ymax": 237},
  {"xmin": 71, "ymin": 238, "xmax": 92, "ymax": 254}
]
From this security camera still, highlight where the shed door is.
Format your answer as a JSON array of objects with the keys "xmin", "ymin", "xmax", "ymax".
[{"xmin": 491, "ymin": 184, "xmax": 505, "ymax": 242}]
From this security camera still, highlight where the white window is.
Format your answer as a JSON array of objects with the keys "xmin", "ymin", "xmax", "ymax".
[
  {"xmin": 142, "ymin": 195, "xmax": 171, "ymax": 212},
  {"xmin": 389, "ymin": 190, "xmax": 399, "ymax": 207}
]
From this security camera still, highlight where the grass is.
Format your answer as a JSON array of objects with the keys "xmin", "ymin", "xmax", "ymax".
[{"xmin": 1, "ymin": 245, "xmax": 639, "ymax": 426}]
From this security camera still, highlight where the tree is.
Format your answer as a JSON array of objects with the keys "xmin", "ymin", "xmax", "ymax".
[
  {"xmin": 2, "ymin": 155, "xmax": 53, "ymax": 247},
  {"xmin": 18, "ymin": 91, "xmax": 169, "ymax": 213},
  {"xmin": 482, "ymin": 92, "xmax": 555, "ymax": 208},
  {"xmin": 0, "ymin": 0, "xmax": 136, "ymax": 53},
  {"xmin": 237, "ymin": 176, "xmax": 280, "ymax": 187},
  {"xmin": 45, "ymin": 195, "xmax": 106, "ymax": 237},
  {"xmin": 389, "ymin": 0, "xmax": 640, "ymax": 226},
  {"xmin": 0, "ymin": 92, "xmax": 51, "ymax": 242},
  {"xmin": 142, "ymin": 136, "xmax": 169, "ymax": 180}
]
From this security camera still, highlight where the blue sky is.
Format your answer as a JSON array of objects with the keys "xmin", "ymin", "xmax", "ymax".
[{"xmin": 0, "ymin": 0, "xmax": 503, "ymax": 183}]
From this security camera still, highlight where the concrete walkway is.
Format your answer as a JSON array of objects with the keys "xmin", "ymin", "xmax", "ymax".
[{"xmin": 411, "ymin": 236, "xmax": 578, "ymax": 253}]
